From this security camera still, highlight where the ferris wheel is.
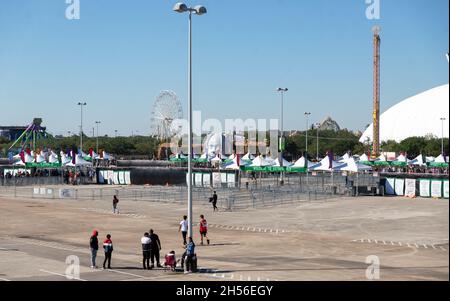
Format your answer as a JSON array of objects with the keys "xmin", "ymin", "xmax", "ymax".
[{"xmin": 150, "ymin": 91, "xmax": 183, "ymax": 140}]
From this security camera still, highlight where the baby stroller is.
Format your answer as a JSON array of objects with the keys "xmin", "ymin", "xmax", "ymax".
[{"xmin": 164, "ymin": 251, "xmax": 177, "ymax": 272}]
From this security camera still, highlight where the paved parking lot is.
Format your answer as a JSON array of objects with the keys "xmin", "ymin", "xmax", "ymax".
[{"xmin": 0, "ymin": 188, "xmax": 448, "ymax": 281}]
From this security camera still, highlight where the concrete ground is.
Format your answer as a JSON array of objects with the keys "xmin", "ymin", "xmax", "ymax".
[{"xmin": 0, "ymin": 187, "xmax": 448, "ymax": 281}]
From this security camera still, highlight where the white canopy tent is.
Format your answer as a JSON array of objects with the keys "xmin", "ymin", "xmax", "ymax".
[
  {"xmin": 224, "ymin": 156, "xmax": 248, "ymax": 170},
  {"xmin": 210, "ymin": 155, "xmax": 223, "ymax": 164},
  {"xmin": 273, "ymin": 157, "xmax": 293, "ymax": 167},
  {"xmin": 250, "ymin": 156, "xmax": 273, "ymax": 167},
  {"xmin": 409, "ymin": 154, "xmax": 426, "ymax": 166},
  {"xmin": 242, "ymin": 153, "xmax": 255, "ymax": 161},
  {"xmin": 49, "ymin": 151, "xmax": 60, "ymax": 163},
  {"xmin": 335, "ymin": 158, "xmax": 372, "ymax": 173},
  {"xmin": 293, "ymin": 156, "xmax": 315, "ymax": 168},
  {"xmin": 359, "ymin": 154, "xmax": 371, "ymax": 162},
  {"xmin": 338, "ymin": 153, "xmax": 351, "ymax": 163},
  {"xmin": 434, "ymin": 154, "xmax": 447, "ymax": 163},
  {"xmin": 309, "ymin": 156, "xmax": 343, "ymax": 172}
]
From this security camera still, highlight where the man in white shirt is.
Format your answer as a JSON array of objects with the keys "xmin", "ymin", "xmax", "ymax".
[
  {"xmin": 141, "ymin": 233, "xmax": 152, "ymax": 270},
  {"xmin": 178, "ymin": 215, "xmax": 188, "ymax": 245}
]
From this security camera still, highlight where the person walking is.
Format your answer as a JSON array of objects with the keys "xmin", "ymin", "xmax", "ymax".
[
  {"xmin": 149, "ymin": 229, "xmax": 162, "ymax": 268},
  {"xmin": 112, "ymin": 195, "xmax": 119, "ymax": 214},
  {"xmin": 102, "ymin": 234, "xmax": 113, "ymax": 269},
  {"xmin": 178, "ymin": 215, "xmax": 188, "ymax": 246},
  {"xmin": 89, "ymin": 230, "xmax": 99, "ymax": 269},
  {"xmin": 141, "ymin": 232, "xmax": 151, "ymax": 270},
  {"xmin": 199, "ymin": 215, "xmax": 210, "ymax": 246},
  {"xmin": 211, "ymin": 191, "xmax": 218, "ymax": 212}
]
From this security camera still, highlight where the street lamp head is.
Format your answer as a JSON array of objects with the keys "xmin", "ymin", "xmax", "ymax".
[
  {"xmin": 173, "ymin": 2, "xmax": 188, "ymax": 13},
  {"xmin": 193, "ymin": 5, "xmax": 207, "ymax": 15},
  {"xmin": 277, "ymin": 88, "xmax": 288, "ymax": 92},
  {"xmin": 372, "ymin": 25, "xmax": 381, "ymax": 35}
]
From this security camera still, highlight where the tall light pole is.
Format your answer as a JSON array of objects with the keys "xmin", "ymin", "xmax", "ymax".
[
  {"xmin": 441, "ymin": 118, "xmax": 446, "ymax": 155},
  {"xmin": 304, "ymin": 112, "xmax": 311, "ymax": 158},
  {"xmin": 173, "ymin": 2, "xmax": 207, "ymax": 239},
  {"xmin": 277, "ymin": 88, "xmax": 288, "ymax": 184},
  {"xmin": 95, "ymin": 121, "xmax": 101, "ymax": 154},
  {"xmin": 77, "ymin": 102, "xmax": 87, "ymax": 151}
]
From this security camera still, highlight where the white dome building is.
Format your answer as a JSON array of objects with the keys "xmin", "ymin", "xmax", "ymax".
[{"xmin": 360, "ymin": 84, "xmax": 449, "ymax": 143}]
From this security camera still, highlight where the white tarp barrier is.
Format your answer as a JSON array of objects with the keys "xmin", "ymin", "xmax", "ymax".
[
  {"xmin": 443, "ymin": 181, "xmax": 449, "ymax": 199},
  {"xmin": 419, "ymin": 179, "xmax": 431, "ymax": 198},
  {"xmin": 385, "ymin": 178, "xmax": 395, "ymax": 195},
  {"xmin": 113, "ymin": 172, "xmax": 120, "ymax": 185},
  {"xmin": 221, "ymin": 173, "xmax": 228, "ymax": 184},
  {"xmin": 394, "ymin": 179, "xmax": 405, "ymax": 196},
  {"xmin": 118, "ymin": 171, "xmax": 125, "ymax": 185},
  {"xmin": 203, "ymin": 174, "xmax": 211, "ymax": 187},
  {"xmin": 404, "ymin": 179, "xmax": 416, "ymax": 198},
  {"xmin": 194, "ymin": 173, "xmax": 203, "ymax": 186},
  {"xmin": 227, "ymin": 173, "xmax": 236, "ymax": 187},
  {"xmin": 213, "ymin": 173, "xmax": 221, "ymax": 187},
  {"xmin": 124, "ymin": 171, "xmax": 131, "ymax": 185},
  {"xmin": 186, "ymin": 173, "xmax": 191, "ymax": 186},
  {"xmin": 431, "ymin": 180, "xmax": 443, "ymax": 198},
  {"xmin": 108, "ymin": 170, "xmax": 114, "ymax": 185},
  {"xmin": 98, "ymin": 170, "xmax": 105, "ymax": 184},
  {"xmin": 59, "ymin": 189, "xmax": 74, "ymax": 198}
]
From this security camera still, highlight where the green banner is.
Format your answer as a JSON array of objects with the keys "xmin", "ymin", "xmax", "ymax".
[{"xmin": 25, "ymin": 162, "xmax": 62, "ymax": 168}]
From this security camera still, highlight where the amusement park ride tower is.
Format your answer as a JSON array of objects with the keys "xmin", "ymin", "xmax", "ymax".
[{"xmin": 372, "ymin": 26, "xmax": 381, "ymax": 158}]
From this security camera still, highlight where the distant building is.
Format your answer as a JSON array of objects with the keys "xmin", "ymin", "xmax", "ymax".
[
  {"xmin": 360, "ymin": 84, "xmax": 449, "ymax": 143},
  {"xmin": 317, "ymin": 117, "xmax": 341, "ymax": 131}
]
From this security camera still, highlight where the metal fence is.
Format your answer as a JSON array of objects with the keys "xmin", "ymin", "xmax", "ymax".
[{"xmin": 0, "ymin": 181, "xmax": 349, "ymax": 211}]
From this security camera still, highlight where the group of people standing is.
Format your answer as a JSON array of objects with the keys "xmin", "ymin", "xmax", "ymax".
[
  {"xmin": 140, "ymin": 229, "xmax": 162, "ymax": 270},
  {"xmin": 87, "ymin": 192, "xmax": 218, "ymax": 273},
  {"xmin": 89, "ymin": 230, "xmax": 113, "ymax": 269},
  {"xmin": 88, "ymin": 214, "xmax": 211, "ymax": 272}
]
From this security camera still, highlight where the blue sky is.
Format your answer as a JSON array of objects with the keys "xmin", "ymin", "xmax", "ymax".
[{"xmin": 0, "ymin": 0, "xmax": 448, "ymax": 137}]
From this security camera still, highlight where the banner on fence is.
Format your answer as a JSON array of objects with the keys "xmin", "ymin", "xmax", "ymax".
[
  {"xmin": 394, "ymin": 179, "xmax": 405, "ymax": 196},
  {"xmin": 98, "ymin": 170, "xmax": 105, "ymax": 184},
  {"xmin": 431, "ymin": 180, "xmax": 442, "ymax": 198},
  {"xmin": 124, "ymin": 171, "xmax": 131, "ymax": 185},
  {"xmin": 194, "ymin": 173, "xmax": 202, "ymax": 186},
  {"xmin": 118, "ymin": 171, "xmax": 125, "ymax": 185},
  {"xmin": 212, "ymin": 173, "xmax": 221, "ymax": 188},
  {"xmin": 227, "ymin": 173, "xmax": 236, "ymax": 187},
  {"xmin": 385, "ymin": 178, "xmax": 395, "ymax": 195},
  {"xmin": 443, "ymin": 180, "xmax": 449, "ymax": 199},
  {"xmin": 59, "ymin": 189, "xmax": 74, "ymax": 198},
  {"xmin": 203, "ymin": 173, "xmax": 211, "ymax": 187},
  {"xmin": 108, "ymin": 170, "xmax": 114, "ymax": 185},
  {"xmin": 221, "ymin": 173, "xmax": 227, "ymax": 185},
  {"xmin": 404, "ymin": 178, "xmax": 416, "ymax": 198},
  {"xmin": 419, "ymin": 179, "xmax": 431, "ymax": 198}
]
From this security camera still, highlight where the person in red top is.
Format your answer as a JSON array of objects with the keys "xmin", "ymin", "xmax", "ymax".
[
  {"xmin": 102, "ymin": 234, "xmax": 114, "ymax": 269},
  {"xmin": 199, "ymin": 215, "xmax": 210, "ymax": 245}
]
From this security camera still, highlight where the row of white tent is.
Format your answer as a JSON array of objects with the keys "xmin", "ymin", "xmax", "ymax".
[
  {"xmin": 12, "ymin": 150, "xmax": 113, "ymax": 167},
  {"xmin": 221, "ymin": 152, "xmax": 448, "ymax": 172}
]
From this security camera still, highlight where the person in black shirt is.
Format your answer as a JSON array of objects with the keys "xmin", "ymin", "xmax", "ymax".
[
  {"xmin": 89, "ymin": 230, "xmax": 99, "ymax": 269},
  {"xmin": 149, "ymin": 229, "xmax": 162, "ymax": 268},
  {"xmin": 212, "ymin": 191, "xmax": 218, "ymax": 212}
]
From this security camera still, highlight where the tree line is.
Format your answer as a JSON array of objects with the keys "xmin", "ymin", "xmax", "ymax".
[{"xmin": 1, "ymin": 131, "xmax": 448, "ymax": 160}]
